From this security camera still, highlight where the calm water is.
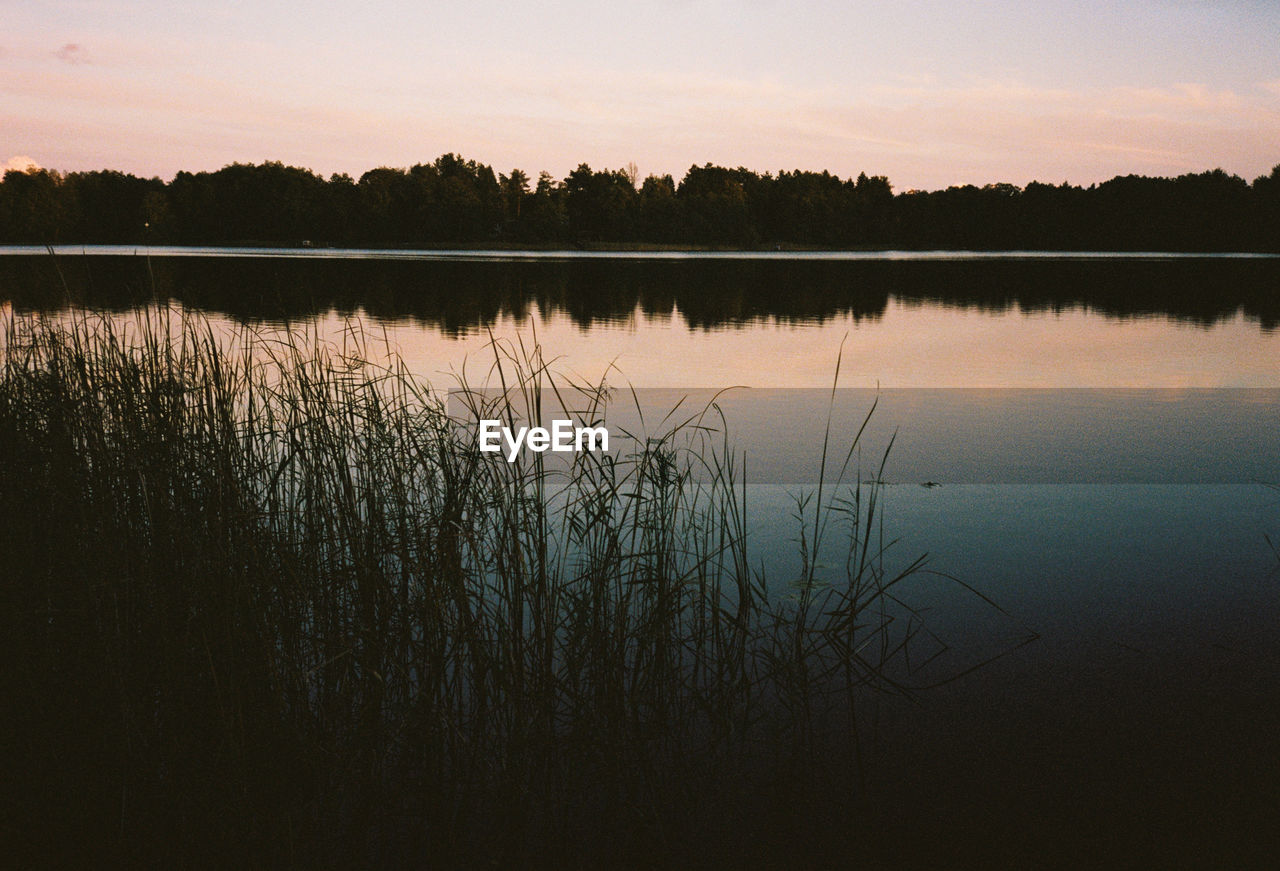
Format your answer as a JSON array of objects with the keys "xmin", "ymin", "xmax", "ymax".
[
  {"xmin": 3, "ymin": 249, "xmax": 1277, "ymax": 579},
  {"xmin": 4, "ymin": 249, "xmax": 1279, "ymax": 853},
  {"xmin": 3, "ymin": 248, "xmax": 1279, "ymax": 386}
]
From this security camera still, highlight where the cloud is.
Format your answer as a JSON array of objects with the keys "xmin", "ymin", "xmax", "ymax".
[
  {"xmin": 54, "ymin": 43, "xmax": 89, "ymax": 65},
  {"xmin": 3, "ymin": 155, "xmax": 40, "ymax": 173},
  {"xmin": 462, "ymin": 66, "xmax": 1280, "ymax": 186},
  {"xmin": 6, "ymin": 41, "xmax": 1278, "ymax": 190}
]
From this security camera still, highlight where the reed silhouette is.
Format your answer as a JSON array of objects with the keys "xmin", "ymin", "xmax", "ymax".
[{"xmin": 0, "ymin": 306, "xmax": 1018, "ymax": 868}]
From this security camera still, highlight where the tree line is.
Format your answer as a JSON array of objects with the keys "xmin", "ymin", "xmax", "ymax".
[{"xmin": 1, "ymin": 153, "xmax": 1277, "ymax": 250}]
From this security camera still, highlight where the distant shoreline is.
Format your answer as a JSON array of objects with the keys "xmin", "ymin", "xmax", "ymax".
[{"xmin": 4, "ymin": 158, "xmax": 1278, "ymax": 252}]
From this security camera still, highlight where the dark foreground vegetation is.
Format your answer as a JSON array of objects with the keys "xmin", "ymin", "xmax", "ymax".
[
  {"xmin": 2, "ymin": 155, "xmax": 1279, "ymax": 251},
  {"xmin": 0, "ymin": 308, "xmax": 1009, "ymax": 868},
  {"xmin": 5, "ymin": 302, "xmax": 1280, "ymax": 868}
]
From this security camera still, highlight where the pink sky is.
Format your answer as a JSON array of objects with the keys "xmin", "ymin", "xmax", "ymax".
[{"xmin": 4, "ymin": 0, "xmax": 1279, "ymax": 190}]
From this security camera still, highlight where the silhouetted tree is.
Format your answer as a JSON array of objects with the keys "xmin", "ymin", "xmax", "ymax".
[
  {"xmin": 499, "ymin": 168, "xmax": 529, "ymax": 227},
  {"xmin": 61, "ymin": 170, "xmax": 164, "ymax": 243},
  {"xmin": 676, "ymin": 165, "xmax": 754, "ymax": 245},
  {"xmin": 0, "ymin": 168, "xmax": 70, "ymax": 243},
  {"xmin": 2, "ymin": 154, "xmax": 1278, "ymax": 251},
  {"xmin": 1252, "ymin": 165, "xmax": 1280, "ymax": 251},
  {"xmin": 519, "ymin": 171, "xmax": 567, "ymax": 242},
  {"xmin": 564, "ymin": 164, "xmax": 636, "ymax": 243},
  {"xmin": 637, "ymin": 174, "xmax": 680, "ymax": 243}
]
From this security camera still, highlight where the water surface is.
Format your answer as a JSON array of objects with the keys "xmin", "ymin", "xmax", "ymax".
[{"xmin": 3, "ymin": 250, "xmax": 1278, "ymax": 842}]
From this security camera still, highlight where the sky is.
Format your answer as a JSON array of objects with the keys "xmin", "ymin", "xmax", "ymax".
[{"xmin": 3, "ymin": 0, "xmax": 1279, "ymax": 190}]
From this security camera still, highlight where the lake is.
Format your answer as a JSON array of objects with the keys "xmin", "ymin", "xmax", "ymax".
[{"xmin": 3, "ymin": 247, "xmax": 1279, "ymax": 863}]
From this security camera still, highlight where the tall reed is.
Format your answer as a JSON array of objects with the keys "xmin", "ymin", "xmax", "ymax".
[{"xmin": 0, "ymin": 305, "xmax": 1012, "ymax": 868}]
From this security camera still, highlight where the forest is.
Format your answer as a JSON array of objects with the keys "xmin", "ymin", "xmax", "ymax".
[{"xmin": 1, "ymin": 154, "xmax": 1278, "ymax": 251}]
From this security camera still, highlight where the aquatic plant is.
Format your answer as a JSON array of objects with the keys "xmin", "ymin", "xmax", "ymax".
[{"xmin": 0, "ymin": 305, "xmax": 1017, "ymax": 868}]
